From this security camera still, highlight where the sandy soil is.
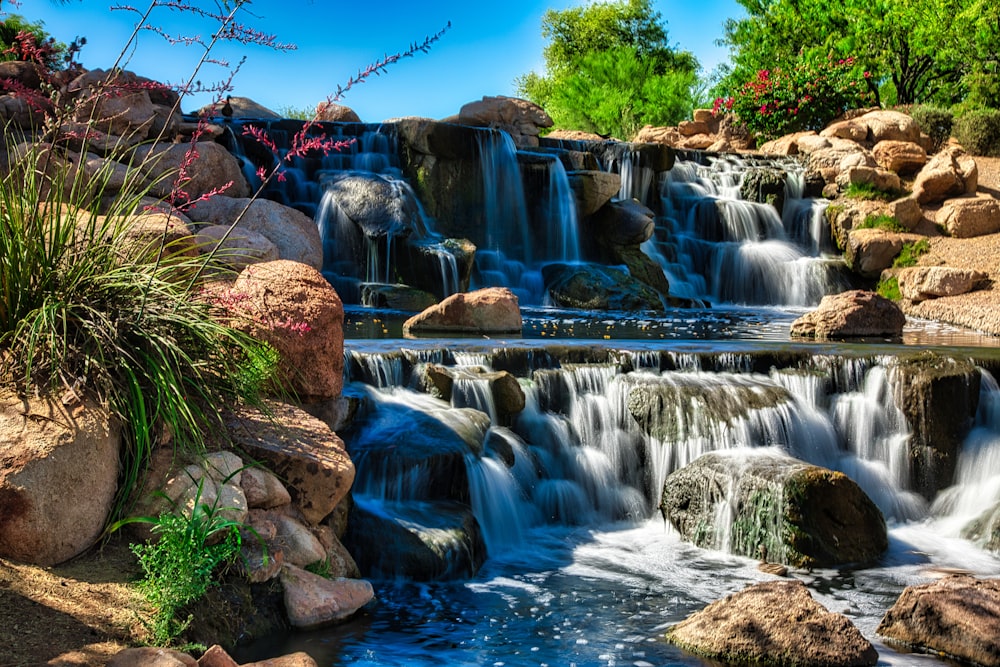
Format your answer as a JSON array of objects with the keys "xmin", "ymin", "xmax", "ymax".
[{"xmin": 900, "ymin": 156, "xmax": 1000, "ymax": 336}]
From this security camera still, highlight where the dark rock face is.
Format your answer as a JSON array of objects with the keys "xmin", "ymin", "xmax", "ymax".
[
  {"xmin": 877, "ymin": 575, "xmax": 1000, "ymax": 667},
  {"xmin": 890, "ymin": 353, "xmax": 981, "ymax": 498},
  {"xmin": 740, "ymin": 167, "xmax": 788, "ymax": 215},
  {"xmin": 660, "ymin": 450, "xmax": 887, "ymax": 568},
  {"xmin": 666, "ymin": 579, "xmax": 878, "ymax": 667},
  {"xmin": 542, "ymin": 262, "xmax": 665, "ymax": 311},
  {"xmin": 344, "ymin": 500, "xmax": 487, "ymax": 580}
]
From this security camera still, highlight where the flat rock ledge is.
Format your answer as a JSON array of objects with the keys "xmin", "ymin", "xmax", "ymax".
[
  {"xmin": 666, "ymin": 580, "xmax": 878, "ymax": 667},
  {"xmin": 877, "ymin": 575, "xmax": 1000, "ymax": 667}
]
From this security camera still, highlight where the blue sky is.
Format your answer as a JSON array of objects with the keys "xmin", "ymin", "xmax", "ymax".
[{"xmin": 19, "ymin": 0, "xmax": 745, "ymax": 121}]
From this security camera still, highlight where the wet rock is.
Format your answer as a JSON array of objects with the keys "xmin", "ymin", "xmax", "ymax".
[
  {"xmin": 403, "ymin": 287, "xmax": 522, "ymax": 336},
  {"xmin": 962, "ymin": 501, "xmax": 1000, "ymax": 552},
  {"xmin": 590, "ymin": 199, "xmax": 656, "ymax": 247},
  {"xmin": 740, "ymin": 167, "xmax": 787, "ymax": 215},
  {"xmin": 394, "ymin": 236, "xmax": 476, "ymax": 300},
  {"xmin": 660, "ymin": 449, "xmax": 887, "ymax": 567},
  {"xmin": 0, "ymin": 393, "xmax": 119, "ymax": 566},
  {"xmin": 567, "ymin": 170, "xmax": 622, "ymax": 217},
  {"xmin": 321, "ymin": 172, "xmax": 426, "ymax": 239},
  {"xmin": 227, "ymin": 401, "xmax": 355, "ymax": 525},
  {"xmin": 937, "ymin": 193, "xmax": 1000, "ymax": 238},
  {"xmin": 188, "ymin": 196, "xmax": 322, "ymax": 271},
  {"xmin": 360, "ymin": 283, "xmax": 438, "ymax": 311},
  {"xmin": 890, "ymin": 353, "xmax": 980, "ymax": 498},
  {"xmin": 279, "ymin": 564, "xmax": 373, "ymax": 630},
  {"xmin": 896, "ymin": 266, "xmax": 988, "ymax": 302},
  {"xmin": 230, "ymin": 260, "xmax": 344, "ymax": 401},
  {"xmin": 543, "ymin": 262, "xmax": 665, "ymax": 312},
  {"xmin": 344, "ymin": 499, "xmax": 487, "ymax": 580},
  {"xmin": 666, "ymin": 579, "xmax": 878, "ymax": 666},
  {"xmin": 790, "ymin": 290, "xmax": 905, "ymax": 339},
  {"xmin": 877, "ymin": 575, "xmax": 1000, "ymax": 667}
]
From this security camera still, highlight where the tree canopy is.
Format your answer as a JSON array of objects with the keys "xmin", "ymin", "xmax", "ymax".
[
  {"xmin": 718, "ymin": 0, "xmax": 1000, "ymax": 108},
  {"xmin": 516, "ymin": 0, "xmax": 699, "ymax": 140}
]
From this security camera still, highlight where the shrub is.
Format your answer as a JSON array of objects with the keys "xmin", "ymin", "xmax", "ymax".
[
  {"xmin": 877, "ymin": 276, "xmax": 901, "ymax": 301},
  {"xmin": 953, "ymin": 108, "xmax": 1000, "ymax": 156},
  {"xmin": 857, "ymin": 214, "xmax": 905, "ymax": 232},
  {"xmin": 893, "ymin": 238, "xmax": 930, "ymax": 268},
  {"xmin": 909, "ymin": 105, "xmax": 953, "ymax": 153},
  {"xmin": 727, "ymin": 54, "xmax": 876, "ymax": 141},
  {"xmin": 845, "ymin": 182, "xmax": 902, "ymax": 201}
]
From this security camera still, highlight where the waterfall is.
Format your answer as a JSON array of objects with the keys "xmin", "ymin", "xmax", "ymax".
[{"xmin": 541, "ymin": 154, "xmax": 581, "ymax": 263}]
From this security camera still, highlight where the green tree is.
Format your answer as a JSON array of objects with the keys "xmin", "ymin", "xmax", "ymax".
[
  {"xmin": 0, "ymin": 14, "xmax": 67, "ymax": 69},
  {"xmin": 718, "ymin": 0, "xmax": 994, "ymax": 107},
  {"xmin": 516, "ymin": 0, "xmax": 699, "ymax": 139}
]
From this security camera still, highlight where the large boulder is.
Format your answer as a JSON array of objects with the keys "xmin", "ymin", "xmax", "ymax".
[
  {"xmin": 844, "ymin": 228, "xmax": 923, "ymax": 278},
  {"xmin": 188, "ymin": 196, "xmax": 322, "ymax": 271},
  {"xmin": 450, "ymin": 96, "xmax": 553, "ymax": 148},
  {"xmin": 315, "ymin": 102, "xmax": 361, "ymax": 123},
  {"xmin": 567, "ymin": 170, "xmax": 621, "ymax": 217},
  {"xmin": 666, "ymin": 580, "xmax": 878, "ymax": 667},
  {"xmin": 937, "ymin": 194, "xmax": 1000, "ymax": 238},
  {"xmin": 877, "ymin": 575, "xmax": 1000, "ymax": 667},
  {"xmin": 790, "ymin": 290, "xmax": 906, "ymax": 339},
  {"xmin": 320, "ymin": 172, "xmax": 426, "ymax": 239},
  {"xmin": 130, "ymin": 141, "xmax": 252, "ymax": 202},
  {"xmin": 68, "ymin": 68, "xmax": 157, "ymax": 142},
  {"xmin": 912, "ymin": 146, "xmax": 978, "ymax": 205},
  {"xmin": 226, "ymin": 401, "xmax": 355, "ymax": 525},
  {"xmin": 890, "ymin": 353, "xmax": 980, "ymax": 498},
  {"xmin": 229, "ymin": 260, "xmax": 344, "ymax": 401},
  {"xmin": 195, "ymin": 224, "xmax": 279, "ymax": 270},
  {"xmin": 660, "ymin": 449, "xmax": 887, "ymax": 568},
  {"xmin": 542, "ymin": 263, "xmax": 665, "ymax": 312},
  {"xmin": 872, "ymin": 140, "xmax": 927, "ymax": 174},
  {"xmin": 0, "ymin": 393, "xmax": 120, "ymax": 566},
  {"xmin": 589, "ymin": 198, "xmax": 656, "ymax": 247},
  {"xmin": 279, "ymin": 564, "xmax": 373, "ymax": 630},
  {"xmin": 195, "ymin": 95, "xmax": 280, "ymax": 120},
  {"xmin": 896, "ymin": 266, "xmax": 988, "ymax": 302},
  {"xmin": 403, "ymin": 287, "xmax": 522, "ymax": 336}
]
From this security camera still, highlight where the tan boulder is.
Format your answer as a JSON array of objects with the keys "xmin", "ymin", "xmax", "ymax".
[
  {"xmin": 666, "ymin": 580, "xmax": 877, "ymax": 667},
  {"xmin": 132, "ymin": 141, "xmax": 252, "ymax": 202},
  {"xmin": 315, "ymin": 102, "xmax": 361, "ymax": 123},
  {"xmin": 68, "ymin": 68, "xmax": 157, "ymax": 141},
  {"xmin": 678, "ymin": 134, "xmax": 716, "ymax": 150},
  {"xmin": 863, "ymin": 109, "xmax": 922, "ymax": 143},
  {"xmin": 897, "ymin": 266, "xmax": 988, "ymax": 302},
  {"xmin": 188, "ymin": 196, "xmax": 322, "ymax": 271},
  {"xmin": 452, "ymin": 96, "xmax": 553, "ymax": 148},
  {"xmin": 198, "ymin": 644, "xmax": 239, "ymax": 667},
  {"xmin": 241, "ymin": 653, "xmax": 319, "ymax": 667},
  {"xmin": 821, "ymin": 118, "xmax": 869, "ymax": 142},
  {"xmin": 846, "ymin": 228, "xmax": 923, "ymax": 278},
  {"xmin": 196, "ymin": 95, "xmax": 280, "ymax": 120},
  {"xmin": 229, "ymin": 260, "xmax": 343, "ymax": 401},
  {"xmin": 878, "ymin": 575, "xmax": 1000, "ymax": 667},
  {"xmin": 790, "ymin": 290, "xmax": 906, "ymax": 338},
  {"xmin": 547, "ymin": 129, "xmax": 608, "ymax": 142},
  {"xmin": 0, "ymin": 393, "xmax": 120, "ymax": 566},
  {"xmin": 196, "ymin": 224, "xmax": 279, "ymax": 270},
  {"xmin": 872, "ymin": 140, "xmax": 927, "ymax": 174},
  {"xmin": 280, "ymin": 564, "xmax": 374, "ymax": 630},
  {"xmin": 807, "ymin": 138, "xmax": 873, "ymax": 175},
  {"xmin": 241, "ymin": 466, "xmax": 293, "ymax": 509},
  {"xmin": 632, "ymin": 125, "xmax": 681, "ymax": 145},
  {"xmin": 678, "ymin": 120, "xmax": 711, "ymax": 137},
  {"xmin": 796, "ymin": 133, "xmax": 833, "ymax": 154},
  {"xmin": 269, "ymin": 512, "xmax": 327, "ymax": 567},
  {"xmin": 912, "ymin": 146, "xmax": 978, "ymax": 205},
  {"xmin": 885, "ymin": 196, "xmax": 924, "ymax": 230},
  {"xmin": 108, "ymin": 647, "xmax": 198, "ymax": 667},
  {"xmin": 692, "ymin": 108, "xmax": 716, "ymax": 123},
  {"xmin": 123, "ymin": 211, "xmax": 200, "ymax": 260},
  {"xmin": 837, "ymin": 165, "xmax": 901, "ymax": 193},
  {"xmin": 937, "ymin": 194, "xmax": 1000, "ymax": 238},
  {"xmin": 403, "ymin": 287, "xmax": 522, "ymax": 336},
  {"xmin": 226, "ymin": 400, "xmax": 355, "ymax": 525}
]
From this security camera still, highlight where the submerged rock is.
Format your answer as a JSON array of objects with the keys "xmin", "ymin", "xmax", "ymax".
[
  {"xmin": 542, "ymin": 262, "xmax": 665, "ymax": 311},
  {"xmin": 666, "ymin": 579, "xmax": 878, "ymax": 667},
  {"xmin": 660, "ymin": 449, "xmax": 887, "ymax": 568},
  {"xmin": 790, "ymin": 290, "xmax": 905, "ymax": 339},
  {"xmin": 877, "ymin": 575, "xmax": 1000, "ymax": 667}
]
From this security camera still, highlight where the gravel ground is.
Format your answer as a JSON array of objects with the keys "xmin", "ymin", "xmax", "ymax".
[{"xmin": 899, "ymin": 156, "xmax": 1000, "ymax": 336}]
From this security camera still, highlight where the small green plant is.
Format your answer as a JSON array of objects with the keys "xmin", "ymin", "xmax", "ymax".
[
  {"xmin": 845, "ymin": 182, "xmax": 901, "ymax": 201},
  {"xmin": 893, "ymin": 238, "xmax": 930, "ymax": 268},
  {"xmin": 877, "ymin": 276, "xmax": 901, "ymax": 301},
  {"xmin": 113, "ymin": 476, "xmax": 245, "ymax": 647},
  {"xmin": 953, "ymin": 107, "xmax": 1000, "ymax": 156},
  {"xmin": 909, "ymin": 105, "xmax": 953, "ymax": 153},
  {"xmin": 857, "ymin": 213, "xmax": 906, "ymax": 232},
  {"xmin": 305, "ymin": 556, "xmax": 334, "ymax": 578}
]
